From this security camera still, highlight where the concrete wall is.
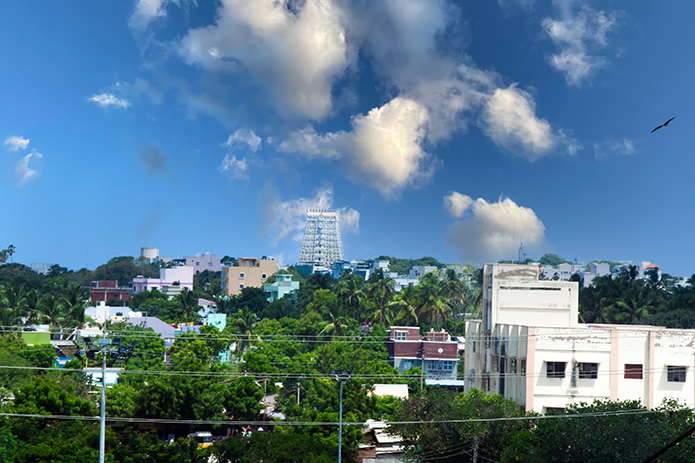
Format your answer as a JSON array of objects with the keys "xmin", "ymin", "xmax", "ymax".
[{"xmin": 222, "ymin": 258, "xmax": 277, "ymax": 296}]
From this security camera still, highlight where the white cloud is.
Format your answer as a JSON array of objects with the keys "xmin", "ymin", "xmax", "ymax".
[
  {"xmin": 444, "ymin": 192, "xmax": 473, "ymax": 218},
  {"xmin": 593, "ymin": 138, "xmax": 635, "ymax": 158},
  {"xmin": 542, "ymin": 3, "xmax": 619, "ymax": 87},
  {"xmin": 88, "ymin": 93, "xmax": 132, "ymax": 109},
  {"xmin": 479, "ymin": 84, "xmax": 580, "ymax": 159},
  {"xmin": 111, "ymin": 78, "xmax": 164, "ymax": 105},
  {"xmin": 3, "ymin": 136, "xmax": 30, "ymax": 151},
  {"xmin": 129, "ymin": 0, "xmax": 172, "ymax": 30},
  {"xmin": 445, "ymin": 194, "xmax": 546, "ymax": 263},
  {"xmin": 280, "ymin": 97, "xmax": 433, "ymax": 200},
  {"xmin": 259, "ymin": 183, "xmax": 359, "ymax": 246},
  {"xmin": 218, "ymin": 155, "xmax": 248, "ymax": 180},
  {"xmin": 221, "ymin": 129, "xmax": 262, "ymax": 152},
  {"xmin": 178, "ymin": 0, "xmax": 352, "ymax": 120},
  {"xmin": 15, "ymin": 149, "xmax": 43, "ymax": 184}
]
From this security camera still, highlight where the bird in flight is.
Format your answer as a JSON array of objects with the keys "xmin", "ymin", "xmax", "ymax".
[{"xmin": 651, "ymin": 117, "xmax": 676, "ymax": 133}]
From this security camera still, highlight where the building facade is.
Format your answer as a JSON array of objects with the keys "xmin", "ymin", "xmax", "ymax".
[
  {"xmin": 386, "ymin": 326, "xmax": 459, "ymax": 381},
  {"xmin": 222, "ymin": 257, "xmax": 277, "ymax": 296},
  {"xmin": 264, "ymin": 273, "xmax": 300, "ymax": 302},
  {"xmin": 131, "ymin": 266, "xmax": 194, "ymax": 294},
  {"xmin": 297, "ymin": 210, "xmax": 344, "ymax": 267},
  {"xmin": 185, "ymin": 252, "xmax": 221, "ymax": 273},
  {"xmin": 465, "ymin": 263, "xmax": 695, "ymax": 414},
  {"xmin": 89, "ymin": 280, "xmax": 132, "ymax": 303}
]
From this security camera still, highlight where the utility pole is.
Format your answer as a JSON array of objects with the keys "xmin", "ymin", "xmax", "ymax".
[
  {"xmin": 334, "ymin": 370, "xmax": 351, "ymax": 463},
  {"xmin": 96, "ymin": 338, "xmax": 112, "ymax": 463}
]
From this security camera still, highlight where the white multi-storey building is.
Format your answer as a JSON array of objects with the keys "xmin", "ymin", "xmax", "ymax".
[{"xmin": 465, "ymin": 264, "xmax": 695, "ymax": 414}]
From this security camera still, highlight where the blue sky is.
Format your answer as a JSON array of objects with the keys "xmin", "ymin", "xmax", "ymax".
[{"xmin": 2, "ymin": 1, "xmax": 694, "ymax": 277}]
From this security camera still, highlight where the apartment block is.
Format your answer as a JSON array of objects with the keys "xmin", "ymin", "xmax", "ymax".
[
  {"xmin": 222, "ymin": 257, "xmax": 277, "ymax": 296},
  {"xmin": 465, "ymin": 263, "xmax": 695, "ymax": 414}
]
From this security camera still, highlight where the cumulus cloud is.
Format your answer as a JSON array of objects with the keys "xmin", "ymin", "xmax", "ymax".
[
  {"xmin": 3, "ymin": 136, "xmax": 30, "ymax": 151},
  {"xmin": 258, "ymin": 183, "xmax": 359, "ymax": 246},
  {"xmin": 479, "ymin": 84, "xmax": 580, "ymax": 159},
  {"xmin": 593, "ymin": 138, "xmax": 635, "ymax": 158},
  {"xmin": 15, "ymin": 149, "xmax": 43, "ymax": 184},
  {"xmin": 444, "ymin": 191, "xmax": 473, "ymax": 218},
  {"xmin": 88, "ymin": 93, "xmax": 132, "ymax": 109},
  {"xmin": 280, "ymin": 97, "xmax": 433, "ymax": 200},
  {"xmin": 542, "ymin": 2, "xmax": 619, "ymax": 87},
  {"xmin": 178, "ymin": 0, "xmax": 352, "ymax": 120},
  {"xmin": 137, "ymin": 144, "xmax": 170, "ymax": 176},
  {"xmin": 444, "ymin": 194, "xmax": 546, "ymax": 262},
  {"xmin": 221, "ymin": 129, "xmax": 262, "ymax": 152}
]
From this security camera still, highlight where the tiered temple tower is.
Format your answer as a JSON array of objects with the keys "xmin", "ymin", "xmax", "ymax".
[{"xmin": 297, "ymin": 210, "xmax": 344, "ymax": 267}]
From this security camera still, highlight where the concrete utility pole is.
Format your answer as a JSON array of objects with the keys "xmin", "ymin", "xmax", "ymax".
[
  {"xmin": 96, "ymin": 338, "xmax": 112, "ymax": 463},
  {"xmin": 334, "ymin": 371, "xmax": 351, "ymax": 463}
]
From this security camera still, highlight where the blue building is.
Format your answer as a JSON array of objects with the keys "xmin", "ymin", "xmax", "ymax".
[{"xmin": 264, "ymin": 274, "xmax": 300, "ymax": 302}]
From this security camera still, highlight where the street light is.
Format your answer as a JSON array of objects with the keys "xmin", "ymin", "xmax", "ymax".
[
  {"xmin": 96, "ymin": 338, "xmax": 112, "ymax": 463},
  {"xmin": 334, "ymin": 370, "xmax": 351, "ymax": 463}
]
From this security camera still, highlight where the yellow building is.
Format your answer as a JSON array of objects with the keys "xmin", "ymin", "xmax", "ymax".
[{"xmin": 222, "ymin": 257, "xmax": 277, "ymax": 296}]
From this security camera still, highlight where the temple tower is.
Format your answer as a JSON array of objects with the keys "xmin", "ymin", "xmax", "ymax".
[{"xmin": 297, "ymin": 210, "xmax": 344, "ymax": 267}]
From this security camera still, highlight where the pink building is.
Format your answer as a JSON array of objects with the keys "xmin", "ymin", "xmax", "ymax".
[
  {"xmin": 185, "ymin": 253, "xmax": 221, "ymax": 274},
  {"xmin": 131, "ymin": 266, "xmax": 194, "ymax": 294}
]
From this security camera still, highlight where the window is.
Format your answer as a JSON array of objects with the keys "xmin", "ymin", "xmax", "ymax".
[
  {"xmin": 239, "ymin": 273, "xmax": 245, "ymax": 279},
  {"xmin": 547, "ymin": 362, "xmax": 566, "ymax": 378},
  {"xmin": 521, "ymin": 359, "xmax": 526, "ymax": 375},
  {"xmin": 443, "ymin": 360, "xmax": 454, "ymax": 371},
  {"xmin": 239, "ymin": 284, "xmax": 245, "ymax": 290},
  {"xmin": 426, "ymin": 360, "xmax": 436, "ymax": 370},
  {"xmin": 625, "ymin": 364, "xmax": 643, "ymax": 379},
  {"xmin": 196, "ymin": 262, "xmax": 200, "ymax": 266},
  {"xmin": 668, "ymin": 366, "xmax": 687, "ymax": 383},
  {"xmin": 545, "ymin": 407, "xmax": 565, "ymax": 415},
  {"xmin": 510, "ymin": 359, "xmax": 517, "ymax": 374},
  {"xmin": 578, "ymin": 363, "xmax": 598, "ymax": 379},
  {"xmin": 208, "ymin": 262, "xmax": 212, "ymax": 266},
  {"xmin": 261, "ymin": 273, "xmax": 267, "ymax": 279},
  {"xmin": 395, "ymin": 331, "xmax": 407, "ymax": 341}
]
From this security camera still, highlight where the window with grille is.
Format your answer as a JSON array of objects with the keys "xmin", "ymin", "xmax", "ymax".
[
  {"xmin": 510, "ymin": 359, "xmax": 517, "ymax": 374},
  {"xmin": 624, "ymin": 364, "xmax": 643, "ymax": 379},
  {"xmin": 546, "ymin": 362, "xmax": 566, "ymax": 378},
  {"xmin": 578, "ymin": 363, "xmax": 598, "ymax": 379},
  {"xmin": 668, "ymin": 366, "xmax": 687, "ymax": 383},
  {"xmin": 395, "ymin": 331, "xmax": 407, "ymax": 341}
]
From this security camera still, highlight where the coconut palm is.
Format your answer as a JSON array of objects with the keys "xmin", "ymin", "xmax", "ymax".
[
  {"xmin": 175, "ymin": 288, "xmax": 199, "ymax": 320},
  {"xmin": 40, "ymin": 294, "xmax": 67, "ymax": 339},
  {"xmin": 336, "ymin": 275, "xmax": 366, "ymax": 320},
  {"xmin": 389, "ymin": 285, "xmax": 420, "ymax": 326},
  {"xmin": 610, "ymin": 286, "xmax": 657, "ymax": 324},
  {"xmin": 232, "ymin": 306, "xmax": 259, "ymax": 356},
  {"xmin": 418, "ymin": 273, "xmax": 449, "ymax": 330},
  {"xmin": 22, "ymin": 289, "xmax": 41, "ymax": 326},
  {"xmin": 319, "ymin": 305, "xmax": 350, "ymax": 338},
  {"xmin": 60, "ymin": 283, "xmax": 88, "ymax": 329},
  {"xmin": 367, "ymin": 269, "xmax": 396, "ymax": 326}
]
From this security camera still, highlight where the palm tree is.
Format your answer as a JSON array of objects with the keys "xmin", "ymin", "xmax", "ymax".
[
  {"xmin": 6, "ymin": 245, "xmax": 15, "ymax": 264},
  {"xmin": 367, "ymin": 269, "xmax": 396, "ymax": 326},
  {"xmin": 442, "ymin": 269, "xmax": 466, "ymax": 336},
  {"xmin": 22, "ymin": 289, "xmax": 41, "ymax": 326},
  {"xmin": 60, "ymin": 283, "xmax": 88, "ymax": 330},
  {"xmin": 232, "ymin": 306, "xmax": 258, "ymax": 357},
  {"xmin": 336, "ymin": 275, "xmax": 366, "ymax": 320},
  {"xmin": 319, "ymin": 305, "xmax": 350, "ymax": 338},
  {"xmin": 175, "ymin": 288, "xmax": 199, "ymax": 320},
  {"xmin": 0, "ymin": 282, "xmax": 25, "ymax": 328},
  {"xmin": 610, "ymin": 286, "xmax": 657, "ymax": 324},
  {"xmin": 389, "ymin": 285, "xmax": 420, "ymax": 326},
  {"xmin": 418, "ymin": 273, "xmax": 449, "ymax": 330},
  {"xmin": 40, "ymin": 294, "xmax": 67, "ymax": 339}
]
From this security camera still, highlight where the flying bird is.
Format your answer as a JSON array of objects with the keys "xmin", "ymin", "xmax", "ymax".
[{"xmin": 651, "ymin": 117, "xmax": 676, "ymax": 133}]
